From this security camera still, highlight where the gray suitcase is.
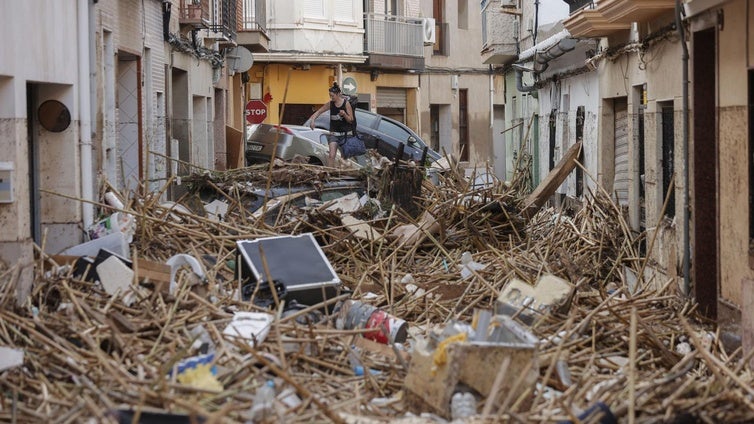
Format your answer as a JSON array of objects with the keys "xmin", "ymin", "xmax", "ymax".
[{"xmin": 236, "ymin": 233, "xmax": 341, "ymax": 308}]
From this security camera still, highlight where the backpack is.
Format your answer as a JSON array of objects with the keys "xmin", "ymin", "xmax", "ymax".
[{"xmin": 344, "ymin": 95, "xmax": 358, "ymax": 136}]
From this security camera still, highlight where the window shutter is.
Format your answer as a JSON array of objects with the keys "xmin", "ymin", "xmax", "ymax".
[
  {"xmin": 334, "ymin": 0, "xmax": 354, "ymax": 21},
  {"xmin": 304, "ymin": 0, "xmax": 325, "ymax": 18}
]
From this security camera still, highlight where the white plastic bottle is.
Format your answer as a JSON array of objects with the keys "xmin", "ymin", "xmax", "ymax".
[
  {"xmin": 450, "ymin": 391, "xmax": 477, "ymax": 420},
  {"xmin": 248, "ymin": 380, "xmax": 276, "ymax": 423}
]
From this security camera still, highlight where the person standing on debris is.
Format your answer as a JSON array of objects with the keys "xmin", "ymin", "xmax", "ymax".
[{"xmin": 309, "ymin": 82, "xmax": 354, "ymax": 167}]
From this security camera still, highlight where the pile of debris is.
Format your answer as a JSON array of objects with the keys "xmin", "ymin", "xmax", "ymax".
[{"xmin": 1, "ymin": 160, "xmax": 752, "ymax": 423}]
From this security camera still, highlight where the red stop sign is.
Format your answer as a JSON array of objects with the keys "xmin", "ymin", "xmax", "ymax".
[{"xmin": 245, "ymin": 100, "xmax": 268, "ymax": 124}]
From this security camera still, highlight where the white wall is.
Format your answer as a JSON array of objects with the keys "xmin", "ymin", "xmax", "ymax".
[
  {"xmin": 268, "ymin": 0, "xmax": 364, "ymax": 55},
  {"xmin": 536, "ymin": 72, "xmax": 600, "ymax": 196}
]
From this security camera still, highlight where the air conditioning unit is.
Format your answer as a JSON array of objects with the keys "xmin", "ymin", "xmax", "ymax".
[
  {"xmin": 422, "ymin": 17, "xmax": 436, "ymax": 45},
  {"xmin": 501, "ymin": 0, "xmax": 517, "ymax": 8}
]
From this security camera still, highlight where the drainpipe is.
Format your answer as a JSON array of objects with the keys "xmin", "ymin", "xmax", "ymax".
[
  {"xmin": 78, "ymin": 0, "xmax": 94, "ymax": 229},
  {"xmin": 533, "ymin": 0, "xmax": 540, "ymax": 46},
  {"xmin": 676, "ymin": 0, "xmax": 690, "ymax": 295},
  {"xmin": 489, "ymin": 65, "xmax": 494, "ymax": 127}
]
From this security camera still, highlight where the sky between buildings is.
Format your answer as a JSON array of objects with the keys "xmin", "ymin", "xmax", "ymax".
[{"xmin": 538, "ymin": 0, "xmax": 570, "ymax": 26}]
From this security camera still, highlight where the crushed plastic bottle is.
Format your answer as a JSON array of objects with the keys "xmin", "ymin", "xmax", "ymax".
[
  {"xmin": 248, "ymin": 380, "xmax": 276, "ymax": 423},
  {"xmin": 450, "ymin": 391, "xmax": 477, "ymax": 420},
  {"xmin": 348, "ymin": 346, "xmax": 380, "ymax": 376},
  {"xmin": 459, "ymin": 251, "xmax": 486, "ymax": 279}
]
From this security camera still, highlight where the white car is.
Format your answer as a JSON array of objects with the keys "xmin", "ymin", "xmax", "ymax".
[{"xmin": 245, "ymin": 124, "xmax": 355, "ymax": 166}]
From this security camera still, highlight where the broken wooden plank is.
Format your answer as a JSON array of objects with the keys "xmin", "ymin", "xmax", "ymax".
[{"xmin": 521, "ymin": 141, "xmax": 582, "ymax": 219}]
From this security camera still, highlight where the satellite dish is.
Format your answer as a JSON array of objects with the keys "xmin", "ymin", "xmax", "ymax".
[{"xmin": 226, "ymin": 46, "xmax": 253, "ymax": 74}]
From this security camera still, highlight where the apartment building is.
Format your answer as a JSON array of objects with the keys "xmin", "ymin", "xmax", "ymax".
[
  {"xmin": 235, "ymin": 1, "xmax": 418, "ymax": 134},
  {"xmin": 488, "ymin": 0, "xmax": 754, "ymax": 342},
  {"xmin": 0, "ymin": 0, "xmax": 235, "ymax": 302},
  {"xmin": 234, "ymin": 0, "xmax": 499, "ymax": 171},
  {"xmin": 419, "ymin": 0, "xmax": 502, "ymax": 170}
]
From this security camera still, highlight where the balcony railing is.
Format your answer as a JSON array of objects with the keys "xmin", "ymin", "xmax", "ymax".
[
  {"xmin": 179, "ymin": 0, "xmax": 210, "ymax": 27},
  {"xmin": 564, "ymin": 0, "xmax": 595, "ymax": 14},
  {"xmin": 364, "ymin": 13, "xmax": 423, "ymax": 57},
  {"xmin": 240, "ymin": 0, "xmax": 266, "ymax": 33},
  {"xmin": 210, "ymin": 0, "xmax": 237, "ymax": 41}
]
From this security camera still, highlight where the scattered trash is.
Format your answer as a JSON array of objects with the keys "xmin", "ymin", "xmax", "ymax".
[
  {"xmin": 496, "ymin": 274, "xmax": 575, "ymax": 324},
  {"xmin": 556, "ymin": 357, "xmax": 572, "ymax": 388},
  {"xmin": 450, "ymin": 391, "xmax": 477, "ymax": 420},
  {"xmin": 166, "ymin": 254, "xmax": 207, "ymax": 295},
  {"xmin": 0, "ymin": 347, "xmax": 24, "ymax": 372},
  {"xmin": 204, "ymin": 199, "xmax": 229, "ymax": 222},
  {"xmin": 340, "ymin": 214, "xmax": 382, "ymax": 241},
  {"xmin": 223, "ymin": 312, "xmax": 274, "ymax": 347},
  {"xmin": 104, "ymin": 191, "xmax": 125, "ymax": 210},
  {"xmin": 458, "ymin": 251, "xmax": 486, "ymax": 279},
  {"xmin": 60, "ymin": 231, "xmax": 131, "ymax": 259},
  {"xmin": 348, "ymin": 346, "xmax": 380, "ymax": 376},
  {"xmin": 248, "ymin": 380, "xmax": 276, "ymax": 423},
  {"xmin": 335, "ymin": 299, "xmax": 408, "ymax": 344},
  {"xmin": 88, "ymin": 211, "xmax": 136, "ymax": 243},
  {"xmin": 675, "ymin": 341, "xmax": 692, "ymax": 355},
  {"xmin": 189, "ymin": 324, "xmax": 214, "ymax": 353},
  {"xmin": 4, "ymin": 164, "xmax": 748, "ymax": 423},
  {"xmin": 172, "ymin": 352, "xmax": 222, "ymax": 392},
  {"xmin": 322, "ymin": 192, "xmax": 362, "ymax": 213},
  {"xmin": 405, "ymin": 313, "xmax": 539, "ymax": 418},
  {"xmin": 96, "ymin": 254, "xmax": 139, "ymax": 306},
  {"xmin": 237, "ymin": 234, "xmax": 341, "ymax": 308}
]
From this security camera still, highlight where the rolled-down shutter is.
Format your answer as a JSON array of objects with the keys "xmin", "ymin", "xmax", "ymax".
[
  {"xmin": 376, "ymin": 88, "xmax": 407, "ymax": 109},
  {"xmin": 614, "ymin": 99, "xmax": 629, "ymax": 206}
]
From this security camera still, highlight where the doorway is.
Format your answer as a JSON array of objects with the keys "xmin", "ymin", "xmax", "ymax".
[
  {"xmin": 117, "ymin": 53, "xmax": 143, "ymax": 190},
  {"xmin": 692, "ymin": 28, "xmax": 717, "ymax": 318}
]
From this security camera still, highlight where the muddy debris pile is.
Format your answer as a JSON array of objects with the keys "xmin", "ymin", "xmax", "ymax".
[{"xmin": 1, "ymin": 161, "xmax": 752, "ymax": 423}]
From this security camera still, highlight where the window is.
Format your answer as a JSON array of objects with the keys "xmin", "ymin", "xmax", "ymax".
[
  {"xmin": 576, "ymin": 106, "xmax": 585, "ymax": 197},
  {"xmin": 459, "ymin": 89, "xmax": 469, "ymax": 161},
  {"xmin": 458, "ymin": 0, "xmax": 468, "ymax": 30},
  {"xmin": 433, "ymin": 0, "xmax": 446, "ymax": 56},
  {"xmin": 481, "ymin": 9, "xmax": 487, "ymax": 46},
  {"xmin": 334, "ymin": 0, "xmax": 354, "ymax": 22},
  {"xmin": 749, "ymin": 70, "xmax": 754, "ymax": 246},
  {"xmin": 377, "ymin": 119, "xmax": 412, "ymax": 144},
  {"xmin": 660, "ymin": 103, "xmax": 675, "ymax": 217},
  {"xmin": 548, "ymin": 109, "xmax": 557, "ymax": 171},
  {"xmin": 304, "ymin": 0, "xmax": 325, "ymax": 19},
  {"xmin": 356, "ymin": 109, "xmax": 379, "ymax": 129}
]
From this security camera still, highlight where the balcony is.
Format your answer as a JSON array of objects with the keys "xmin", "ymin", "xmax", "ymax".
[
  {"xmin": 480, "ymin": 0, "xmax": 518, "ymax": 64},
  {"xmin": 237, "ymin": 0, "xmax": 269, "ymax": 51},
  {"xmin": 564, "ymin": 0, "xmax": 674, "ymax": 38},
  {"xmin": 179, "ymin": 0, "xmax": 210, "ymax": 28},
  {"xmin": 563, "ymin": 6, "xmax": 630, "ymax": 37},
  {"xmin": 563, "ymin": 0, "xmax": 595, "ymax": 13},
  {"xmin": 364, "ymin": 13, "xmax": 425, "ymax": 71},
  {"xmin": 208, "ymin": 0, "xmax": 237, "ymax": 42}
]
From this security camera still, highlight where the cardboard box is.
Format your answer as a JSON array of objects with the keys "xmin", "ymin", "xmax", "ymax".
[
  {"xmin": 405, "ymin": 315, "xmax": 539, "ymax": 418},
  {"xmin": 496, "ymin": 274, "xmax": 575, "ymax": 325},
  {"xmin": 236, "ymin": 234, "xmax": 341, "ymax": 308}
]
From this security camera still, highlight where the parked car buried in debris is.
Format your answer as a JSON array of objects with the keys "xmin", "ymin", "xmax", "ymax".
[
  {"xmin": 306, "ymin": 108, "xmax": 441, "ymax": 164},
  {"xmin": 245, "ymin": 109, "xmax": 442, "ymax": 166},
  {"xmin": 245, "ymin": 124, "xmax": 345, "ymax": 166}
]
